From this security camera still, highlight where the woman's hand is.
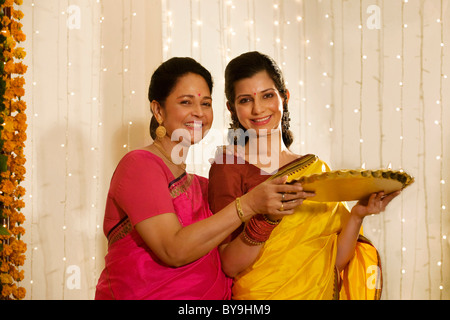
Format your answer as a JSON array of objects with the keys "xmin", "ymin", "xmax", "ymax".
[
  {"xmin": 351, "ymin": 191, "xmax": 401, "ymax": 221},
  {"xmin": 240, "ymin": 175, "xmax": 315, "ymax": 221}
]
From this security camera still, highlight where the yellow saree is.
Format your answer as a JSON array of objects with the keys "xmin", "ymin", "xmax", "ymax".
[{"xmin": 232, "ymin": 158, "xmax": 382, "ymax": 300}]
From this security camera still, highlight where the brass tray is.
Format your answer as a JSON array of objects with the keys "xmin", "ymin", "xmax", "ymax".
[{"xmin": 291, "ymin": 169, "xmax": 414, "ymax": 202}]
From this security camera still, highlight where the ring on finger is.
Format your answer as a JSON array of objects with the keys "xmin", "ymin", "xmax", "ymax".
[
  {"xmin": 281, "ymin": 192, "xmax": 285, "ymax": 202},
  {"xmin": 279, "ymin": 202, "xmax": 284, "ymax": 212}
]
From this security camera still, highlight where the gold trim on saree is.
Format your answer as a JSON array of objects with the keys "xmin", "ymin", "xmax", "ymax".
[
  {"xmin": 268, "ymin": 154, "xmax": 318, "ymax": 182},
  {"xmin": 169, "ymin": 172, "xmax": 193, "ymax": 198},
  {"xmin": 107, "ymin": 217, "xmax": 132, "ymax": 247}
]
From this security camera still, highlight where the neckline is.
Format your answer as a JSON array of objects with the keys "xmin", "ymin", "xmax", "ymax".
[
  {"xmin": 230, "ymin": 152, "xmax": 313, "ymax": 175},
  {"xmin": 132, "ymin": 149, "xmax": 187, "ymax": 182}
]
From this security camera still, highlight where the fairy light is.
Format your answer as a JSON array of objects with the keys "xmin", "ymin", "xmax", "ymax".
[
  {"xmin": 27, "ymin": 0, "xmax": 37, "ymax": 298},
  {"xmin": 418, "ymin": 2, "xmax": 432, "ymax": 299},
  {"xmin": 328, "ymin": 0, "xmax": 336, "ymax": 147},
  {"xmin": 162, "ymin": 1, "xmax": 173, "ymax": 58},
  {"xmin": 23, "ymin": 0, "xmax": 450, "ymax": 300},
  {"xmin": 437, "ymin": 0, "xmax": 445, "ymax": 299},
  {"xmin": 399, "ymin": 0, "xmax": 406, "ymax": 298},
  {"xmin": 61, "ymin": 0, "xmax": 73, "ymax": 299},
  {"xmin": 358, "ymin": 0, "xmax": 364, "ymax": 167},
  {"xmin": 298, "ymin": 0, "xmax": 307, "ymax": 155}
]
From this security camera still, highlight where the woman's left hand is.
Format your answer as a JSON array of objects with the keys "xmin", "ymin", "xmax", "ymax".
[{"xmin": 351, "ymin": 191, "xmax": 401, "ymax": 220}]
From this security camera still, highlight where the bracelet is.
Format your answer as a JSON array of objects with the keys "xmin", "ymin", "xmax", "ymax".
[
  {"xmin": 235, "ymin": 197, "xmax": 246, "ymax": 223},
  {"xmin": 242, "ymin": 214, "xmax": 279, "ymax": 246},
  {"xmin": 263, "ymin": 215, "xmax": 282, "ymax": 225},
  {"xmin": 241, "ymin": 231, "xmax": 265, "ymax": 246}
]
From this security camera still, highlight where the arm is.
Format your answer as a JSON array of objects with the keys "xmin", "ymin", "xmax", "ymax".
[
  {"xmin": 136, "ymin": 175, "xmax": 304, "ymax": 268},
  {"xmin": 335, "ymin": 191, "xmax": 400, "ymax": 272},
  {"xmin": 208, "ymin": 157, "xmax": 261, "ymax": 276},
  {"xmin": 135, "ymin": 198, "xmax": 244, "ymax": 267},
  {"xmin": 208, "ymin": 158, "xmax": 314, "ymax": 277},
  {"xmin": 219, "ymin": 188, "xmax": 313, "ymax": 278}
]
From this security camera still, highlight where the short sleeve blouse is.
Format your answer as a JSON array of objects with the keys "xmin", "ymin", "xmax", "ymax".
[{"xmin": 103, "ymin": 150, "xmax": 176, "ymax": 235}]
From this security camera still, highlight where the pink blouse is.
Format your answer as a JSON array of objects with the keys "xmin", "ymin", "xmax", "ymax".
[{"xmin": 95, "ymin": 150, "xmax": 231, "ymax": 300}]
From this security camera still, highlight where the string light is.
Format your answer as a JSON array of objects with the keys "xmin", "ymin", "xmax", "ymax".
[
  {"xmin": 418, "ymin": 1, "xmax": 432, "ymax": 299},
  {"xmin": 359, "ymin": 0, "xmax": 364, "ymax": 167},
  {"xmin": 438, "ymin": 0, "xmax": 445, "ymax": 299},
  {"xmin": 399, "ymin": 0, "xmax": 406, "ymax": 298},
  {"xmin": 24, "ymin": 0, "xmax": 448, "ymax": 300}
]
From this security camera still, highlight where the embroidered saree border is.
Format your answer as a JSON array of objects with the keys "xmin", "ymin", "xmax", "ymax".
[
  {"xmin": 107, "ymin": 217, "xmax": 132, "ymax": 247},
  {"xmin": 169, "ymin": 172, "xmax": 193, "ymax": 198}
]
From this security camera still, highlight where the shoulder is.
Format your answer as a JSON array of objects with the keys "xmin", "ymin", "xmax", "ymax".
[
  {"xmin": 118, "ymin": 149, "xmax": 165, "ymax": 169},
  {"xmin": 209, "ymin": 145, "xmax": 246, "ymax": 166},
  {"xmin": 113, "ymin": 150, "xmax": 172, "ymax": 181}
]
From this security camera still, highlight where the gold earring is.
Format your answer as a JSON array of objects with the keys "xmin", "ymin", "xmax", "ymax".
[{"xmin": 155, "ymin": 118, "xmax": 166, "ymax": 140}]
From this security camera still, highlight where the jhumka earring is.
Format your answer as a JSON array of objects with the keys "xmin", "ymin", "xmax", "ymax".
[
  {"xmin": 155, "ymin": 118, "xmax": 166, "ymax": 140},
  {"xmin": 282, "ymin": 110, "xmax": 291, "ymax": 131}
]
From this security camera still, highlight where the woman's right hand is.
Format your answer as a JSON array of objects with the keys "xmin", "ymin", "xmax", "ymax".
[{"xmin": 239, "ymin": 175, "xmax": 315, "ymax": 221}]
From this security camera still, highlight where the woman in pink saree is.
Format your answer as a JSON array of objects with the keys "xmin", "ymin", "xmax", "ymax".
[{"xmin": 95, "ymin": 57, "xmax": 306, "ymax": 300}]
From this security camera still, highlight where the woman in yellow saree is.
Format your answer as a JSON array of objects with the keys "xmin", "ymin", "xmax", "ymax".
[{"xmin": 208, "ymin": 52, "xmax": 399, "ymax": 300}]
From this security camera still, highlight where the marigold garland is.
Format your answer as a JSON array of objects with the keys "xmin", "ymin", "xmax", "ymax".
[{"xmin": 0, "ymin": 0, "xmax": 27, "ymax": 300}]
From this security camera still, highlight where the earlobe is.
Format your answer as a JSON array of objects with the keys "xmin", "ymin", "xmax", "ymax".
[{"xmin": 151, "ymin": 100, "xmax": 164, "ymax": 123}]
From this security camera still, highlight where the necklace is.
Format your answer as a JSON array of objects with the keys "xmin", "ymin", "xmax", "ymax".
[{"xmin": 153, "ymin": 141, "xmax": 187, "ymax": 171}]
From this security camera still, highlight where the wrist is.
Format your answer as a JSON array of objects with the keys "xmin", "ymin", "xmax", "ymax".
[
  {"xmin": 235, "ymin": 195, "xmax": 255, "ymax": 223},
  {"xmin": 238, "ymin": 194, "xmax": 257, "ymax": 221},
  {"xmin": 349, "ymin": 210, "xmax": 364, "ymax": 225}
]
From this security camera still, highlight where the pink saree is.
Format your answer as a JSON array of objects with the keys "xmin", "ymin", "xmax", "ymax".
[{"xmin": 95, "ymin": 151, "xmax": 232, "ymax": 300}]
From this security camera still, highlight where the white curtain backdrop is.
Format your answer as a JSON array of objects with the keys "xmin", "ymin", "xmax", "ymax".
[{"xmin": 21, "ymin": 0, "xmax": 448, "ymax": 299}]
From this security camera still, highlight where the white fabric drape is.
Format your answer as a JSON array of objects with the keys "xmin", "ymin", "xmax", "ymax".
[{"xmin": 21, "ymin": 0, "xmax": 448, "ymax": 299}]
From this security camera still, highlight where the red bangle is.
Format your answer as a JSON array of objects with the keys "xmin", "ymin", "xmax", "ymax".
[{"xmin": 242, "ymin": 214, "xmax": 280, "ymax": 246}]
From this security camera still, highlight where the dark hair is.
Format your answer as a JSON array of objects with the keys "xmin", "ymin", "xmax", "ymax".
[
  {"xmin": 148, "ymin": 57, "xmax": 213, "ymax": 140},
  {"xmin": 224, "ymin": 51, "xmax": 293, "ymax": 148}
]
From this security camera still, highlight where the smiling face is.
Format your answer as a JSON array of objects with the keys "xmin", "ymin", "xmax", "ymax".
[
  {"xmin": 232, "ymin": 70, "xmax": 285, "ymax": 136},
  {"xmin": 155, "ymin": 72, "xmax": 213, "ymax": 145}
]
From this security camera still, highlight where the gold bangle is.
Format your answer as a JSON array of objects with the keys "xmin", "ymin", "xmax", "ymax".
[
  {"xmin": 263, "ymin": 215, "xmax": 281, "ymax": 225},
  {"xmin": 235, "ymin": 197, "xmax": 246, "ymax": 223},
  {"xmin": 241, "ymin": 230, "xmax": 265, "ymax": 246}
]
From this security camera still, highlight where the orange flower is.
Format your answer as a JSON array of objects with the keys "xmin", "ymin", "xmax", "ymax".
[
  {"xmin": 13, "ymin": 62, "xmax": 27, "ymax": 74},
  {"xmin": 12, "ymin": 86, "xmax": 25, "ymax": 97},
  {"xmin": 13, "ymin": 47, "xmax": 26, "ymax": 59},
  {"xmin": 0, "ymin": 273, "xmax": 13, "ymax": 284},
  {"xmin": 10, "ymin": 268, "xmax": 24, "ymax": 282},
  {"xmin": 1, "ymin": 0, "xmax": 27, "ymax": 300},
  {"xmin": 4, "ymin": 60, "xmax": 15, "ymax": 74},
  {"xmin": 11, "ymin": 100, "xmax": 26, "ymax": 112},
  {"xmin": 1, "ymin": 244, "xmax": 13, "ymax": 257},
  {"xmin": 1, "ymin": 284, "xmax": 14, "ymax": 297},
  {"xmin": 11, "ymin": 76, "xmax": 25, "ymax": 88},
  {"xmin": 12, "ymin": 9, "xmax": 24, "ymax": 21},
  {"xmin": 13, "ymin": 286, "xmax": 25, "ymax": 300}
]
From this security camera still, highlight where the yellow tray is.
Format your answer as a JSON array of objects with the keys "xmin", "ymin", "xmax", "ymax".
[{"xmin": 292, "ymin": 169, "xmax": 414, "ymax": 202}]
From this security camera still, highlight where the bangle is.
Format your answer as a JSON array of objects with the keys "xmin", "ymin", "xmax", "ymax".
[
  {"xmin": 235, "ymin": 197, "xmax": 246, "ymax": 223},
  {"xmin": 242, "ymin": 215, "xmax": 279, "ymax": 246},
  {"xmin": 241, "ymin": 231, "xmax": 265, "ymax": 246},
  {"xmin": 263, "ymin": 215, "xmax": 281, "ymax": 225}
]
